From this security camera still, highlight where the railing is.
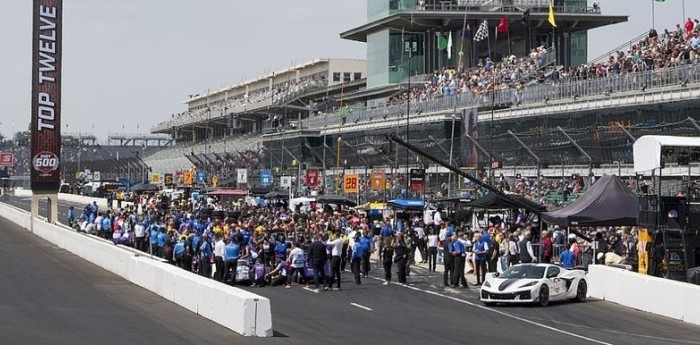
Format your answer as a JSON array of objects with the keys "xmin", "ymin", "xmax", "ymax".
[
  {"xmin": 418, "ymin": 0, "xmax": 600, "ymax": 14},
  {"xmin": 587, "ymin": 31, "xmax": 649, "ymax": 66},
  {"xmin": 302, "ymin": 62, "xmax": 700, "ymax": 130}
]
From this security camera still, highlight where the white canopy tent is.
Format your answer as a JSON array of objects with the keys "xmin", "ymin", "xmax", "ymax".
[{"xmin": 633, "ymin": 135, "xmax": 700, "ymax": 173}]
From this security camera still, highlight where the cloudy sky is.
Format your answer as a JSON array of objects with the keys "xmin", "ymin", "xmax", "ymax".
[{"xmin": 0, "ymin": 0, "xmax": 696, "ymax": 141}]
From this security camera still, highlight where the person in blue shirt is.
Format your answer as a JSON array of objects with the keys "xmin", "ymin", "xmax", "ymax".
[
  {"xmin": 156, "ymin": 228, "xmax": 167, "ymax": 258},
  {"xmin": 149, "ymin": 225, "xmax": 159, "ymax": 255},
  {"xmin": 198, "ymin": 234, "xmax": 213, "ymax": 278},
  {"xmin": 241, "ymin": 227, "xmax": 251, "ymax": 246},
  {"xmin": 173, "ymin": 236, "xmax": 186, "ymax": 268},
  {"xmin": 473, "ymin": 232, "xmax": 488, "ymax": 285},
  {"xmin": 351, "ymin": 233, "xmax": 363, "ymax": 285},
  {"xmin": 66, "ymin": 206, "xmax": 75, "ymax": 228},
  {"xmin": 559, "ymin": 243, "xmax": 576, "ymax": 269},
  {"xmin": 274, "ymin": 235, "xmax": 288, "ymax": 261},
  {"xmin": 451, "ymin": 233, "xmax": 468, "ymax": 288},
  {"xmin": 223, "ymin": 238, "xmax": 241, "ymax": 284},
  {"xmin": 101, "ymin": 214, "xmax": 113, "ymax": 240},
  {"xmin": 359, "ymin": 231, "xmax": 372, "ymax": 278}
]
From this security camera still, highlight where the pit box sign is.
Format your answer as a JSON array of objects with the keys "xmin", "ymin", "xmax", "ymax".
[
  {"xmin": 370, "ymin": 168, "xmax": 385, "ymax": 190},
  {"xmin": 344, "ymin": 174, "xmax": 359, "ymax": 193},
  {"xmin": 306, "ymin": 168, "xmax": 319, "ymax": 188},
  {"xmin": 183, "ymin": 171, "xmax": 193, "ymax": 186},
  {"xmin": 164, "ymin": 173, "xmax": 173, "ymax": 187},
  {"xmin": 150, "ymin": 173, "xmax": 161, "ymax": 185},
  {"xmin": 0, "ymin": 152, "xmax": 14, "ymax": 167}
]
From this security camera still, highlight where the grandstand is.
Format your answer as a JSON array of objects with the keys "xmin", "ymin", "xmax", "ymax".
[{"xmin": 146, "ymin": 1, "xmax": 700, "ymax": 203}]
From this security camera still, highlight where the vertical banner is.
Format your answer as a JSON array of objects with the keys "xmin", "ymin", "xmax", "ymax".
[
  {"xmin": 31, "ymin": 0, "xmax": 63, "ymax": 192},
  {"xmin": 409, "ymin": 168, "xmax": 426, "ymax": 191},
  {"xmin": 370, "ymin": 168, "xmax": 386, "ymax": 190},
  {"xmin": 260, "ymin": 169, "xmax": 272, "ymax": 186},
  {"xmin": 306, "ymin": 168, "xmax": 319, "ymax": 188},
  {"xmin": 237, "ymin": 169, "xmax": 248, "ymax": 184},
  {"xmin": 460, "ymin": 107, "xmax": 479, "ymax": 168},
  {"xmin": 344, "ymin": 174, "xmax": 359, "ymax": 193}
]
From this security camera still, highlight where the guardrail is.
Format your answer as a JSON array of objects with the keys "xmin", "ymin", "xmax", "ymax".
[
  {"xmin": 0, "ymin": 202, "xmax": 273, "ymax": 337},
  {"xmin": 588, "ymin": 265, "xmax": 700, "ymax": 326}
]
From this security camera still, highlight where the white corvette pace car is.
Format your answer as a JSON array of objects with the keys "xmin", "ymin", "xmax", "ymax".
[{"xmin": 480, "ymin": 263, "xmax": 587, "ymax": 306}]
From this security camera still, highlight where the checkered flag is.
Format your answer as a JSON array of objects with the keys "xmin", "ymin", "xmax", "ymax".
[{"xmin": 473, "ymin": 20, "xmax": 489, "ymax": 42}]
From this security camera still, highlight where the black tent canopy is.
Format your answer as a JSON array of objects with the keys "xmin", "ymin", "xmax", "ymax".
[
  {"xmin": 468, "ymin": 193, "xmax": 545, "ymax": 211},
  {"xmin": 542, "ymin": 175, "xmax": 638, "ymax": 227}
]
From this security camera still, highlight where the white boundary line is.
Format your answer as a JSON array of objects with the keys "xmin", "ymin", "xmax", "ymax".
[
  {"xmin": 350, "ymin": 302, "xmax": 373, "ymax": 312},
  {"xmin": 302, "ymin": 286, "xmax": 319, "ymax": 294},
  {"xmin": 368, "ymin": 276, "xmax": 612, "ymax": 345}
]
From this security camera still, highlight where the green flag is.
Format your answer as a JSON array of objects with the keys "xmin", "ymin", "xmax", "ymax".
[{"xmin": 437, "ymin": 33, "xmax": 448, "ymax": 51}]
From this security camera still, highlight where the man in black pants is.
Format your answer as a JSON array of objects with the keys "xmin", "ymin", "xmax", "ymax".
[
  {"xmin": 443, "ymin": 236, "xmax": 455, "ymax": 286},
  {"xmin": 326, "ymin": 232, "xmax": 343, "ymax": 290},
  {"xmin": 308, "ymin": 235, "xmax": 328, "ymax": 291}
]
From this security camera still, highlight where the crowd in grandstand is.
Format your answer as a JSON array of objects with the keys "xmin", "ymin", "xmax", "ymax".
[{"xmin": 388, "ymin": 18, "xmax": 700, "ymax": 108}]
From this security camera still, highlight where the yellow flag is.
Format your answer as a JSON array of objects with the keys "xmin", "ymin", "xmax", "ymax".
[{"xmin": 548, "ymin": 0, "xmax": 557, "ymax": 27}]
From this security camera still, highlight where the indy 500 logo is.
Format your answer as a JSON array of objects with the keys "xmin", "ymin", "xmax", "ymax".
[{"xmin": 33, "ymin": 151, "xmax": 59, "ymax": 175}]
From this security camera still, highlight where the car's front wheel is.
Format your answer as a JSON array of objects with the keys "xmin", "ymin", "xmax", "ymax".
[
  {"xmin": 575, "ymin": 280, "xmax": 587, "ymax": 302},
  {"xmin": 538, "ymin": 286, "xmax": 550, "ymax": 307}
]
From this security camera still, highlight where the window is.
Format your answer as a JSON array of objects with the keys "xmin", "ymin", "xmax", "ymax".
[
  {"xmin": 343, "ymin": 73, "xmax": 351, "ymax": 82},
  {"xmin": 354, "ymin": 72, "xmax": 362, "ymax": 80},
  {"xmin": 546, "ymin": 266, "xmax": 560, "ymax": 279},
  {"xmin": 333, "ymin": 73, "xmax": 341, "ymax": 82}
]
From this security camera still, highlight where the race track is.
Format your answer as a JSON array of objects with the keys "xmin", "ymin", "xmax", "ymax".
[{"xmin": 2, "ymin": 195, "xmax": 700, "ymax": 345}]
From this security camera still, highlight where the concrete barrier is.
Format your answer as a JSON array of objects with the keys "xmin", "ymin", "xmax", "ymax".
[
  {"xmin": 0, "ymin": 202, "xmax": 273, "ymax": 337},
  {"xmin": 588, "ymin": 265, "xmax": 700, "ymax": 326}
]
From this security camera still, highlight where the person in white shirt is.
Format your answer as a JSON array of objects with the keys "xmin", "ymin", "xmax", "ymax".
[
  {"xmin": 414, "ymin": 223, "xmax": 427, "ymax": 263},
  {"xmin": 134, "ymin": 220, "xmax": 146, "ymax": 252},
  {"xmin": 433, "ymin": 209, "xmax": 443, "ymax": 226},
  {"xmin": 213, "ymin": 236, "xmax": 226, "ymax": 282},
  {"xmin": 326, "ymin": 233, "xmax": 344, "ymax": 290},
  {"xmin": 426, "ymin": 227, "xmax": 439, "ymax": 272},
  {"xmin": 286, "ymin": 242, "xmax": 306, "ymax": 288}
]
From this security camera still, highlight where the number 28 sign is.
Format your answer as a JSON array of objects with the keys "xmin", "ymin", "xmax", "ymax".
[{"xmin": 344, "ymin": 174, "xmax": 359, "ymax": 193}]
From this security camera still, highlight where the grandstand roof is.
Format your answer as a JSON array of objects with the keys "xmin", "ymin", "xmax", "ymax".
[
  {"xmin": 341, "ymin": 9, "xmax": 627, "ymax": 42},
  {"xmin": 185, "ymin": 58, "xmax": 364, "ymax": 104}
]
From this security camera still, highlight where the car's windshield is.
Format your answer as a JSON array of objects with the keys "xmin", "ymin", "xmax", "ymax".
[{"xmin": 500, "ymin": 265, "xmax": 546, "ymax": 279}]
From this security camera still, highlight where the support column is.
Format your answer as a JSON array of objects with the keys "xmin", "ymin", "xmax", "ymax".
[{"xmin": 31, "ymin": 193, "xmax": 59, "ymax": 230}]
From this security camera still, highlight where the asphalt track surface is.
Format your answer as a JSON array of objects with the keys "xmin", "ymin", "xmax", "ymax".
[{"xmin": 3, "ymin": 195, "xmax": 700, "ymax": 345}]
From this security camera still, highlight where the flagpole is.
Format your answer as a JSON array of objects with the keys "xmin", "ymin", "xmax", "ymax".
[
  {"xmin": 651, "ymin": 0, "xmax": 655, "ymax": 29},
  {"xmin": 458, "ymin": 4, "xmax": 469, "ymax": 72},
  {"xmin": 507, "ymin": 30, "xmax": 511, "ymax": 56}
]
